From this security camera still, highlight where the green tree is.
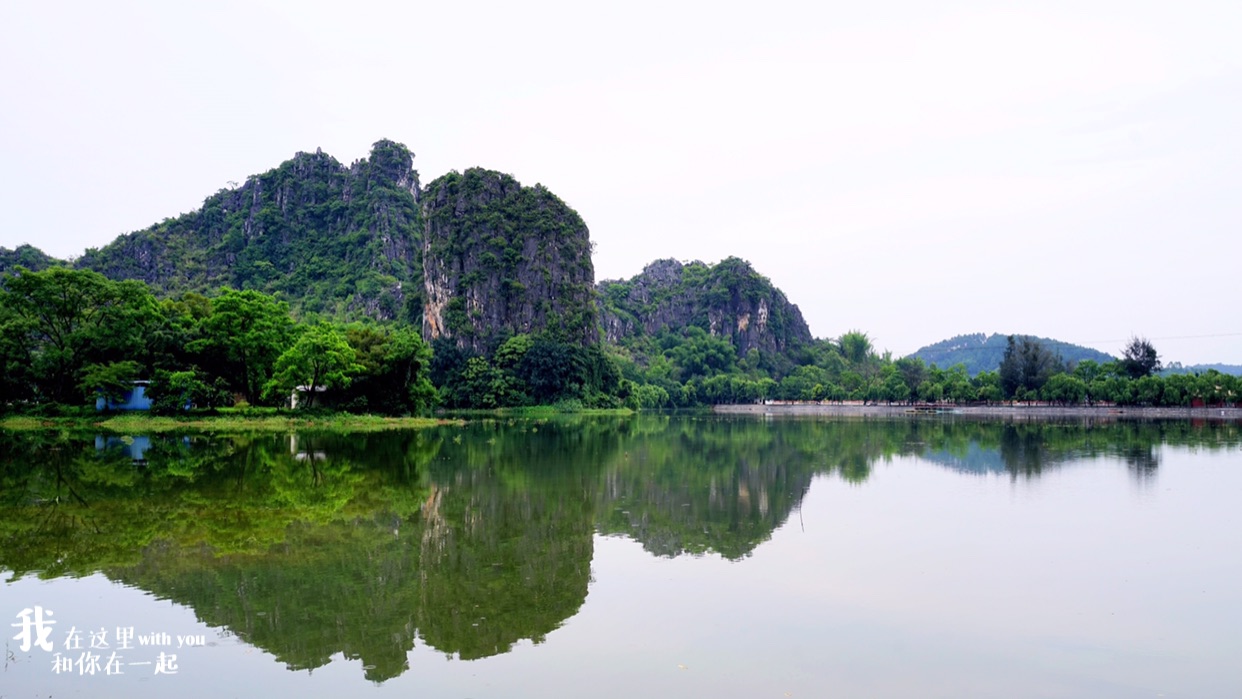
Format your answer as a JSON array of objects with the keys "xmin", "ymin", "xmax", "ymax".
[
  {"xmin": 664, "ymin": 327, "xmax": 736, "ymax": 381},
  {"xmin": 627, "ymin": 383, "xmax": 670, "ymax": 410},
  {"xmin": 267, "ymin": 323, "xmax": 363, "ymax": 408},
  {"xmin": 894, "ymin": 357, "xmax": 927, "ymax": 398},
  {"xmin": 1161, "ymin": 373, "xmax": 1191, "ymax": 406},
  {"xmin": 148, "ymin": 292, "xmax": 213, "ymax": 373},
  {"xmin": 880, "ymin": 367, "xmax": 910, "ymax": 404},
  {"xmin": 1120, "ymin": 336, "xmax": 1161, "ymax": 379},
  {"xmin": 1072, "ymin": 359, "xmax": 1103, "ymax": 384},
  {"xmin": 1133, "ymin": 375, "xmax": 1164, "ymax": 406},
  {"xmin": 345, "ymin": 325, "xmax": 438, "ymax": 415},
  {"xmin": 0, "ymin": 298, "xmax": 35, "ymax": 405},
  {"xmin": 494, "ymin": 334, "xmax": 535, "ymax": 370},
  {"xmin": 973, "ymin": 371, "xmax": 1004, "ymax": 403},
  {"xmin": 146, "ymin": 369, "xmax": 231, "ymax": 414},
  {"xmin": 447, "ymin": 356, "xmax": 512, "ymax": 408},
  {"xmin": 941, "ymin": 364, "xmax": 975, "ymax": 404},
  {"xmin": 518, "ymin": 338, "xmax": 586, "ymax": 403},
  {"xmin": 0, "ymin": 267, "xmax": 158, "ymax": 404},
  {"xmin": 80, "ymin": 360, "xmax": 143, "ymax": 404},
  {"xmin": 838, "ymin": 330, "xmax": 873, "ymax": 366},
  {"xmin": 1041, "ymin": 374, "xmax": 1087, "ymax": 405},
  {"xmin": 999, "ymin": 336, "xmax": 1063, "ymax": 399},
  {"xmin": 190, "ymin": 288, "xmax": 294, "ymax": 404}
]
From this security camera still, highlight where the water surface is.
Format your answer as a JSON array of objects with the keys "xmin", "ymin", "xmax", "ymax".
[{"xmin": 2, "ymin": 416, "xmax": 1239, "ymax": 697}]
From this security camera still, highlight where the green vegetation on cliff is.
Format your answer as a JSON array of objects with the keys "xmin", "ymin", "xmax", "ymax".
[
  {"xmin": 0, "ymin": 244, "xmax": 57, "ymax": 275},
  {"xmin": 76, "ymin": 140, "xmax": 424, "ymax": 322},
  {"xmin": 3, "ymin": 141, "xmax": 1236, "ymax": 412},
  {"xmin": 421, "ymin": 168, "xmax": 598, "ymax": 351},
  {"xmin": 599, "ymin": 257, "xmax": 812, "ymax": 376}
]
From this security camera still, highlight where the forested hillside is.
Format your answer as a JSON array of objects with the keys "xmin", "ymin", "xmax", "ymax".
[
  {"xmin": 1163, "ymin": 362, "xmax": 1242, "ymax": 377},
  {"xmin": 2, "ymin": 141, "xmax": 1236, "ymax": 413},
  {"xmin": 75, "ymin": 140, "xmax": 424, "ymax": 322},
  {"xmin": 0, "ymin": 245, "xmax": 56, "ymax": 275},
  {"xmin": 908, "ymin": 333, "xmax": 1115, "ymax": 375},
  {"xmin": 599, "ymin": 258, "xmax": 812, "ymax": 378}
]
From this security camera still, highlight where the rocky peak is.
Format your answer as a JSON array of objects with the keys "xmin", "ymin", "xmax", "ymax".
[
  {"xmin": 599, "ymin": 256, "xmax": 811, "ymax": 365},
  {"xmin": 356, "ymin": 139, "xmax": 420, "ymax": 199},
  {"xmin": 72, "ymin": 141, "xmax": 426, "ymax": 323},
  {"xmin": 420, "ymin": 168, "xmax": 598, "ymax": 352}
]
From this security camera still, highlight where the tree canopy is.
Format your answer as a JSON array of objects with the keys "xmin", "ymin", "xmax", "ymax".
[
  {"xmin": 998, "ymin": 335, "xmax": 1064, "ymax": 398},
  {"xmin": 0, "ymin": 267, "xmax": 159, "ymax": 404},
  {"xmin": 1121, "ymin": 336, "xmax": 1162, "ymax": 379},
  {"xmin": 189, "ymin": 288, "xmax": 295, "ymax": 404},
  {"xmin": 267, "ymin": 323, "xmax": 363, "ymax": 408}
]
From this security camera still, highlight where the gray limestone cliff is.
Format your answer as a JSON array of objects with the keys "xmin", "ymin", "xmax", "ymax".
[
  {"xmin": 6, "ymin": 142, "xmax": 604, "ymax": 345},
  {"xmin": 599, "ymin": 257, "xmax": 812, "ymax": 361},
  {"xmin": 420, "ymin": 168, "xmax": 597, "ymax": 352}
]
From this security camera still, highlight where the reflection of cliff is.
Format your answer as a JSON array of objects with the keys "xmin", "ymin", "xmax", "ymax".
[
  {"xmin": 125, "ymin": 518, "xmax": 423, "ymax": 682},
  {"xmin": 0, "ymin": 427, "xmax": 598, "ymax": 680},
  {"xmin": 416, "ymin": 475, "xmax": 593, "ymax": 660},
  {"xmin": 104, "ymin": 432, "xmax": 441, "ymax": 682},
  {"xmin": 119, "ymin": 429, "xmax": 598, "ymax": 676},
  {"xmin": 595, "ymin": 418, "xmax": 820, "ymax": 560},
  {"xmin": 3, "ymin": 417, "xmax": 1239, "ymax": 681},
  {"xmin": 413, "ymin": 418, "xmax": 612, "ymax": 659}
]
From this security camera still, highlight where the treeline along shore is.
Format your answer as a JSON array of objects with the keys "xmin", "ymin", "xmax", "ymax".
[
  {"xmin": 1, "ymin": 266, "xmax": 1239, "ymax": 416},
  {"xmin": 716, "ymin": 402, "xmax": 1242, "ymax": 421}
]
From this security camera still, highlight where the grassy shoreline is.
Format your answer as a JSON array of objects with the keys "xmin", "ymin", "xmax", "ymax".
[
  {"xmin": 0, "ymin": 412, "xmax": 454, "ymax": 433},
  {"xmin": 0, "ymin": 405, "xmax": 635, "ymax": 433}
]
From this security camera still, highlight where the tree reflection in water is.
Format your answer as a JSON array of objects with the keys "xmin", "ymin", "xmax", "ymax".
[{"xmin": 1, "ymin": 416, "xmax": 1237, "ymax": 681}]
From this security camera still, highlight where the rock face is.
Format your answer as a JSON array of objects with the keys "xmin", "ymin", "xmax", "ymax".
[
  {"xmin": 599, "ymin": 257, "xmax": 811, "ymax": 359},
  {"xmin": 75, "ymin": 139, "xmax": 424, "ymax": 321},
  {"xmin": 420, "ymin": 168, "xmax": 597, "ymax": 352},
  {"xmin": 6, "ymin": 142, "xmax": 601, "ymax": 352}
]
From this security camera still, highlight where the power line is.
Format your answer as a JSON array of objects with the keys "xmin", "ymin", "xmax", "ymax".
[{"xmin": 1078, "ymin": 332, "xmax": 1242, "ymax": 344}]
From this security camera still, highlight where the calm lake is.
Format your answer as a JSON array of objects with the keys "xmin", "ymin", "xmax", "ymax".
[{"xmin": 3, "ymin": 415, "xmax": 1240, "ymax": 698}]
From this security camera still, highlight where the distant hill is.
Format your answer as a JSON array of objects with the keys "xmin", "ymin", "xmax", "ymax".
[
  {"xmin": 907, "ymin": 333, "xmax": 1115, "ymax": 375},
  {"xmin": 1162, "ymin": 362, "xmax": 1242, "ymax": 377}
]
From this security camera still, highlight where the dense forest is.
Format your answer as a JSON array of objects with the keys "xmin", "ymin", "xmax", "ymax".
[{"xmin": 0, "ymin": 265, "xmax": 1238, "ymax": 413}]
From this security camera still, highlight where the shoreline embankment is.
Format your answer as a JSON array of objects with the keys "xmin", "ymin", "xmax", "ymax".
[{"xmin": 713, "ymin": 402, "xmax": 1242, "ymax": 421}]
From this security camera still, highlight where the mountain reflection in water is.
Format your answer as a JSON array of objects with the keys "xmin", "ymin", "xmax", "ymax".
[{"xmin": 1, "ymin": 415, "xmax": 1238, "ymax": 682}]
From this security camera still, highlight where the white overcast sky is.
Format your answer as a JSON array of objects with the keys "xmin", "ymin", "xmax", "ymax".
[{"xmin": 2, "ymin": 0, "xmax": 1240, "ymax": 364}]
